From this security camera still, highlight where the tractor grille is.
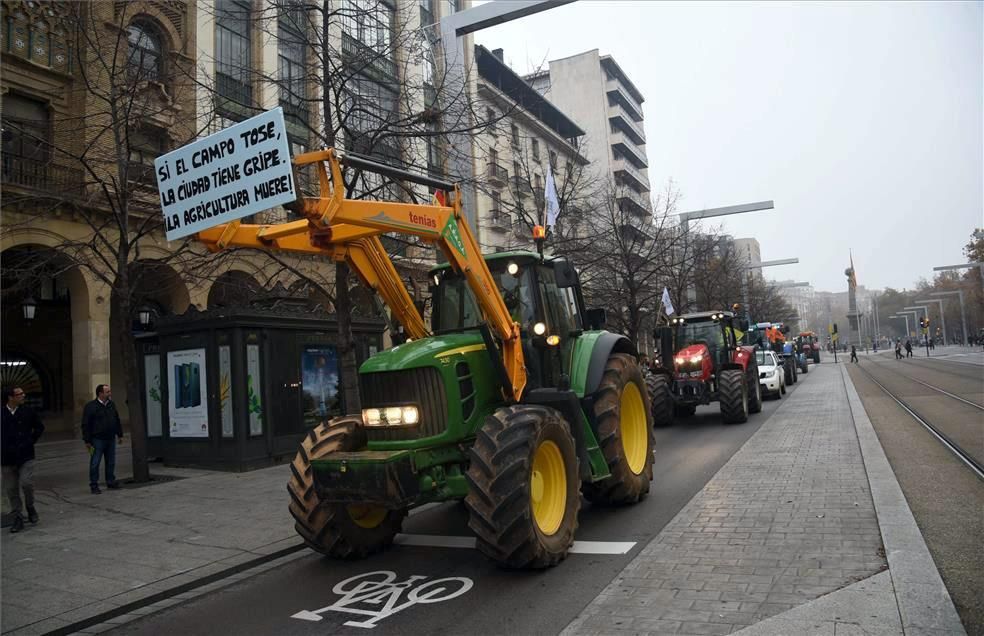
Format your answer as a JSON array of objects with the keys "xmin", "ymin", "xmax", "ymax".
[{"xmin": 360, "ymin": 367, "xmax": 448, "ymax": 442}]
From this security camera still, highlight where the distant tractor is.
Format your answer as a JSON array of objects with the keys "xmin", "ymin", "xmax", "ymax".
[
  {"xmin": 797, "ymin": 331, "xmax": 821, "ymax": 364},
  {"xmin": 747, "ymin": 322, "xmax": 799, "ymax": 385},
  {"xmin": 648, "ymin": 311, "xmax": 762, "ymax": 426}
]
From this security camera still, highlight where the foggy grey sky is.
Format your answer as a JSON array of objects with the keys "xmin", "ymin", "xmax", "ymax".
[{"xmin": 475, "ymin": 1, "xmax": 983, "ymax": 293}]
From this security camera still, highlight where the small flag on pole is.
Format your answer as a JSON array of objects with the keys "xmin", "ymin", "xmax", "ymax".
[
  {"xmin": 661, "ymin": 287, "xmax": 675, "ymax": 316},
  {"xmin": 544, "ymin": 164, "xmax": 561, "ymax": 228}
]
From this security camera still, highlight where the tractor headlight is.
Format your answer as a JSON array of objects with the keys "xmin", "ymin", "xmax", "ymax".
[
  {"xmin": 362, "ymin": 405, "xmax": 419, "ymax": 427},
  {"xmin": 674, "ymin": 356, "xmax": 686, "ymax": 365},
  {"xmin": 533, "ymin": 322, "xmax": 547, "ymax": 336},
  {"xmin": 507, "ymin": 262, "xmax": 520, "ymax": 276},
  {"xmin": 689, "ymin": 354, "xmax": 703, "ymax": 364}
]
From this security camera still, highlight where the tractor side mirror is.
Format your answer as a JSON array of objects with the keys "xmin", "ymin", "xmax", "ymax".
[
  {"xmin": 554, "ymin": 260, "xmax": 579, "ymax": 288},
  {"xmin": 585, "ymin": 308, "xmax": 607, "ymax": 330}
]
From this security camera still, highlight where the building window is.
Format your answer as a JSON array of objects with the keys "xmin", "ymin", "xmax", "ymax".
[
  {"xmin": 1, "ymin": 94, "xmax": 50, "ymax": 162},
  {"xmin": 278, "ymin": 5, "xmax": 308, "ymax": 135},
  {"xmin": 486, "ymin": 108, "xmax": 496, "ymax": 135},
  {"xmin": 127, "ymin": 21, "xmax": 164, "ymax": 83},
  {"xmin": 127, "ymin": 127, "xmax": 167, "ymax": 184},
  {"xmin": 548, "ymin": 149, "xmax": 558, "ymax": 170},
  {"xmin": 342, "ymin": 0, "xmax": 394, "ymax": 57},
  {"xmin": 216, "ymin": 0, "xmax": 253, "ymax": 114},
  {"xmin": 419, "ymin": 0, "xmax": 435, "ymax": 26},
  {"xmin": 531, "ymin": 138, "xmax": 539, "ymax": 160},
  {"xmin": 444, "ymin": 0, "xmax": 459, "ymax": 15},
  {"xmin": 510, "ymin": 123, "xmax": 520, "ymax": 148}
]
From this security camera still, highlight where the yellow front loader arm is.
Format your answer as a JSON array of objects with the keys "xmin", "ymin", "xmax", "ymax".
[{"xmin": 196, "ymin": 148, "xmax": 527, "ymax": 401}]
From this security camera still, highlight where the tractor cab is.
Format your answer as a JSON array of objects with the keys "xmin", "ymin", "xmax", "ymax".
[
  {"xmin": 660, "ymin": 311, "xmax": 746, "ymax": 379},
  {"xmin": 430, "ymin": 251, "xmax": 586, "ymax": 390}
]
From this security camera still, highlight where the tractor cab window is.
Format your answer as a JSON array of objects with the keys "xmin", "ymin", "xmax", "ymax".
[
  {"xmin": 676, "ymin": 320, "xmax": 728, "ymax": 367},
  {"xmin": 431, "ymin": 262, "xmax": 535, "ymax": 333},
  {"xmin": 537, "ymin": 266, "xmax": 581, "ymax": 337}
]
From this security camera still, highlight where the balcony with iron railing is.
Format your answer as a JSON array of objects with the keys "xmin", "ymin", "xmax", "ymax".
[
  {"xmin": 487, "ymin": 209, "xmax": 511, "ymax": 232},
  {"xmin": 610, "ymin": 132, "xmax": 649, "ymax": 169},
  {"xmin": 341, "ymin": 32, "xmax": 398, "ymax": 82},
  {"xmin": 216, "ymin": 71, "xmax": 254, "ymax": 119},
  {"xmin": 613, "ymin": 157, "xmax": 650, "ymax": 193},
  {"xmin": 486, "ymin": 162, "xmax": 508, "ymax": 185},
  {"xmin": 1, "ymin": 155, "xmax": 85, "ymax": 197}
]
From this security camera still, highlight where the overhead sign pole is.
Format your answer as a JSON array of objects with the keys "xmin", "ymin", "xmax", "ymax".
[{"xmin": 438, "ymin": 0, "xmax": 575, "ymax": 230}]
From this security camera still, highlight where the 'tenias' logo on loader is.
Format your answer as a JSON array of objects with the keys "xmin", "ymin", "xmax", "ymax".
[{"xmin": 409, "ymin": 212, "xmax": 437, "ymax": 229}]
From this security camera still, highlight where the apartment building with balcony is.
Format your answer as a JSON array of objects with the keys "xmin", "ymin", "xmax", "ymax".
[
  {"xmin": 526, "ymin": 49, "xmax": 651, "ymax": 221},
  {"xmin": 0, "ymin": 0, "xmax": 462, "ymax": 438},
  {"xmin": 470, "ymin": 46, "xmax": 588, "ymax": 253}
]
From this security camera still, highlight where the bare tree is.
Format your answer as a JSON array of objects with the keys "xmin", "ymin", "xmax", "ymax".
[{"xmin": 0, "ymin": 2, "xmax": 226, "ymax": 480}]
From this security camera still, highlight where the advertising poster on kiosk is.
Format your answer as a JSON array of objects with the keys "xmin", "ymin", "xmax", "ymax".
[
  {"xmin": 167, "ymin": 348, "xmax": 209, "ymax": 438},
  {"xmin": 301, "ymin": 346, "xmax": 340, "ymax": 427}
]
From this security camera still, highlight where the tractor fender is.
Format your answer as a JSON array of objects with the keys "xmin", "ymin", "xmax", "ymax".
[{"xmin": 579, "ymin": 332, "xmax": 638, "ymax": 397}]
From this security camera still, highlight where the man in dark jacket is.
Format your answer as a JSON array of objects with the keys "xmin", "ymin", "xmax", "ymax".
[
  {"xmin": 2, "ymin": 386, "xmax": 44, "ymax": 533},
  {"xmin": 81, "ymin": 384, "xmax": 123, "ymax": 494}
]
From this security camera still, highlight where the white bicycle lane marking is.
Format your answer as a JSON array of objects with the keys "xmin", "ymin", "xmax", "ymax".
[
  {"xmin": 291, "ymin": 570, "xmax": 473, "ymax": 629},
  {"xmin": 393, "ymin": 534, "xmax": 636, "ymax": 554}
]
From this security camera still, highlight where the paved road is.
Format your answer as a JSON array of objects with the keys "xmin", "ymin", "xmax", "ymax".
[
  {"xmin": 116, "ymin": 376, "xmax": 802, "ymax": 635},
  {"xmin": 847, "ymin": 353, "xmax": 984, "ymax": 635}
]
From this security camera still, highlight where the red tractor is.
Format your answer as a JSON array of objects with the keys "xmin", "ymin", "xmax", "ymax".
[
  {"xmin": 648, "ymin": 310, "xmax": 762, "ymax": 426},
  {"xmin": 797, "ymin": 331, "xmax": 821, "ymax": 364}
]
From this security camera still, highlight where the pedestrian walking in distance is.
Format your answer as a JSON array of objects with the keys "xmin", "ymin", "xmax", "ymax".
[
  {"xmin": 2, "ymin": 386, "xmax": 44, "ymax": 533},
  {"xmin": 850, "ymin": 345, "xmax": 859, "ymax": 364},
  {"xmin": 904, "ymin": 340, "xmax": 913, "ymax": 358},
  {"xmin": 81, "ymin": 384, "xmax": 124, "ymax": 494},
  {"xmin": 895, "ymin": 341, "xmax": 903, "ymax": 360}
]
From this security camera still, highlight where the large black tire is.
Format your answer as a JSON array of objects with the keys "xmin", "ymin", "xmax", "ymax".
[
  {"xmin": 783, "ymin": 359, "xmax": 794, "ymax": 386},
  {"xmin": 746, "ymin": 362, "xmax": 763, "ymax": 414},
  {"xmin": 582, "ymin": 353, "xmax": 655, "ymax": 506},
  {"xmin": 814, "ymin": 351, "xmax": 820, "ymax": 364},
  {"xmin": 719, "ymin": 369, "xmax": 749, "ymax": 424},
  {"xmin": 801, "ymin": 358, "xmax": 809, "ymax": 374},
  {"xmin": 792, "ymin": 359, "xmax": 798, "ymax": 383},
  {"xmin": 674, "ymin": 403, "xmax": 697, "ymax": 418},
  {"xmin": 645, "ymin": 372, "xmax": 674, "ymax": 428},
  {"xmin": 465, "ymin": 405, "xmax": 580, "ymax": 569},
  {"xmin": 288, "ymin": 417, "xmax": 406, "ymax": 559}
]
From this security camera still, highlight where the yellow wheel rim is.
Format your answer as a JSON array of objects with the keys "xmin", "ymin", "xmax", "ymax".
[
  {"xmin": 347, "ymin": 504, "xmax": 388, "ymax": 529},
  {"xmin": 530, "ymin": 440, "xmax": 567, "ymax": 536},
  {"xmin": 620, "ymin": 381, "xmax": 648, "ymax": 475}
]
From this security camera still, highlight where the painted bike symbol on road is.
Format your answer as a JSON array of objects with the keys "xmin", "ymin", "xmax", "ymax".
[{"xmin": 291, "ymin": 570, "xmax": 473, "ymax": 629}]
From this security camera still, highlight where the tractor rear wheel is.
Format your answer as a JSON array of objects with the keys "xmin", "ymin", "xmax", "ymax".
[
  {"xmin": 645, "ymin": 372, "xmax": 674, "ymax": 428},
  {"xmin": 801, "ymin": 358, "xmax": 809, "ymax": 374},
  {"xmin": 792, "ymin": 359, "xmax": 798, "ymax": 383},
  {"xmin": 719, "ymin": 369, "xmax": 749, "ymax": 424},
  {"xmin": 783, "ymin": 359, "xmax": 794, "ymax": 386},
  {"xmin": 465, "ymin": 405, "xmax": 580, "ymax": 569},
  {"xmin": 814, "ymin": 351, "xmax": 821, "ymax": 364},
  {"xmin": 747, "ymin": 363, "xmax": 763, "ymax": 414},
  {"xmin": 288, "ymin": 417, "xmax": 406, "ymax": 559},
  {"xmin": 582, "ymin": 353, "xmax": 654, "ymax": 505}
]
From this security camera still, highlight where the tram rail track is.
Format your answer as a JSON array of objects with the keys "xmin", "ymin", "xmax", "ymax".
[
  {"xmin": 853, "ymin": 363, "xmax": 984, "ymax": 481},
  {"xmin": 866, "ymin": 357, "xmax": 984, "ymax": 410}
]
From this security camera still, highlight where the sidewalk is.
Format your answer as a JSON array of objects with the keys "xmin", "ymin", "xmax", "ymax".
[
  {"xmin": 563, "ymin": 362, "xmax": 965, "ymax": 636},
  {"xmin": 1, "ymin": 363, "xmax": 966, "ymax": 635},
  {"xmin": 1, "ymin": 447, "xmax": 299, "ymax": 634}
]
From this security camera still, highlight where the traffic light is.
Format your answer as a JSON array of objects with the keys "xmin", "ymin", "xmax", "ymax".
[{"xmin": 833, "ymin": 323, "xmax": 838, "ymax": 334}]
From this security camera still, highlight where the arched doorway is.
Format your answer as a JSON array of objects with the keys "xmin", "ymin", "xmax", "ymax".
[
  {"xmin": 207, "ymin": 270, "xmax": 264, "ymax": 308},
  {"xmin": 0, "ymin": 244, "xmax": 88, "ymax": 436}
]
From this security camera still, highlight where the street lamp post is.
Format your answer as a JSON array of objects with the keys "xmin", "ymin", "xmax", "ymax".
[
  {"xmin": 742, "ymin": 258, "xmax": 799, "ymax": 326},
  {"xmin": 889, "ymin": 314, "xmax": 909, "ymax": 339},
  {"xmin": 904, "ymin": 305, "xmax": 930, "ymax": 356},
  {"xmin": 675, "ymin": 201, "xmax": 776, "ymax": 307},
  {"xmin": 21, "ymin": 296, "xmax": 37, "ymax": 321},
  {"xmin": 915, "ymin": 298, "xmax": 946, "ymax": 346},
  {"xmin": 933, "ymin": 262, "xmax": 984, "ymax": 291},
  {"xmin": 930, "ymin": 290, "xmax": 968, "ymax": 346}
]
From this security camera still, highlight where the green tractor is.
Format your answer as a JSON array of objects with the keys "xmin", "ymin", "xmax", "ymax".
[{"xmin": 288, "ymin": 251, "xmax": 654, "ymax": 569}]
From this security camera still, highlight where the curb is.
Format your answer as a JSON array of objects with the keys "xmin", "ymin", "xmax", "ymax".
[{"xmin": 839, "ymin": 364, "xmax": 966, "ymax": 635}]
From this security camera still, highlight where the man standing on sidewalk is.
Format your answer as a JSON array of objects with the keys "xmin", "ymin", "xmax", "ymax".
[
  {"xmin": 2, "ymin": 387, "xmax": 44, "ymax": 533},
  {"xmin": 81, "ymin": 385, "xmax": 124, "ymax": 494}
]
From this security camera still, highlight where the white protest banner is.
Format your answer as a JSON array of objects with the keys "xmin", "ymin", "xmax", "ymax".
[{"xmin": 155, "ymin": 107, "xmax": 296, "ymax": 241}]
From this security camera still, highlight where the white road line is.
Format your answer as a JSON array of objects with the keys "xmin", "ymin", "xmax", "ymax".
[{"xmin": 393, "ymin": 534, "xmax": 636, "ymax": 555}]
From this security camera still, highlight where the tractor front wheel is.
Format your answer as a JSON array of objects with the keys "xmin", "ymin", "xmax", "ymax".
[
  {"xmin": 465, "ymin": 405, "xmax": 580, "ymax": 569},
  {"xmin": 288, "ymin": 417, "xmax": 406, "ymax": 559},
  {"xmin": 583, "ymin": 353, "xmax": 654, "ymax": 505},
  {"xmin": 747, "ymin": 363, "xmax": 763, "ymax": 414},
  {"xmin": 645, "ymin": 372, "xmax": 674, "ymax": 428},
  {"xmin": 783, "ymin": 359, "xmax": 794, "ymax": 386},
  {"xmin": 719, "ymin": 369, "xmax": 749, "ymax": 424}
]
